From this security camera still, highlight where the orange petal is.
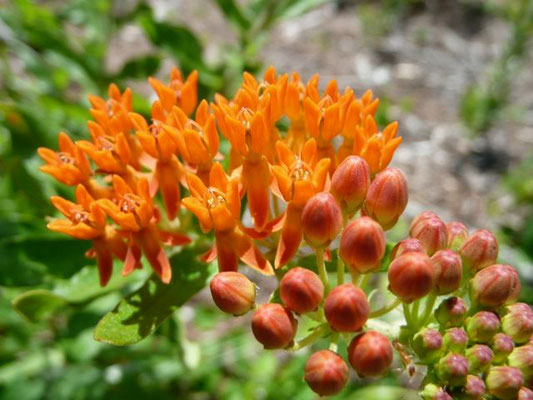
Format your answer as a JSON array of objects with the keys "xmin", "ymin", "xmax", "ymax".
[
  {"xmin": 129, "ymin": 112, "xmax": 150, "ymax": 132},
  {"xmin": 123, "ymin": 240, "xmax": 142, "ymax": 276},
  {"xmin": 242, "ymin": 158, "xmax": 271, "ymax": 230},
  {"xmin": 210, "ymin": 203, "xmax": 236, "ymax": 232},
  {"xmin": 304, "ymin": 98, "xmax": 320, "ymax": 139},
  {"xmin": 96, "ymin": 199, "xmax": 140, "ymax": 232},
  {"xmin": 301, "ymin": 137, "xmax": 317, "ymax": 166},
  {"xmin": 272, "ymin": 165, "xmax": 291, "ymax": 202},
  {"xmin": 58, "ymin": 132, "xmax": 76, "ymax": 153},
  {"xmin": 156, "ymin": 161, "xmax": 180, "ymax": 220},
  {"xmin": 312, "ymin": 158, "xmax": 331, "ymax": 192},
  {"xmin": 275, "ymin": 140, "xmax": 296, "ymax": 169},
  {"xmin": 186, "ymin": 172, "xmax": 208, "ymax": 199},
  {"xmin": 209, "ymin": 162, "xmax": 228, "ymax": 192},
  {"xmin": 47, "ymin": 219, "xmax": 100, "ymax": 240},
  {"xmin": 93, "ymin": 241, "xmax": 113, "ymax": 287},
  {"xmin": 275, "ymin": 204, "xmax": 303, "ymax": 268},
  {"xmin": 361, "ymin": 137, "xmax": 382, "ymax": 174},
  {"xmin": 50, "ymin": 196, "xmax": 77, "ymax": 218},
  {"xmin": 158, "ymin": 229, "xmax": 191, "ymax": 246},
  {"xmin": 181, "ymin": 70, "xmax": 198, "ymax": 116},
  {"xmin": 214, "ymin": 231, "xmax": 239, "ymax": 272},
  {"xmin": 323, "ymin": 103, "xmax": 341, "ymax": 141},
  {"xmin": 182, "ymin": 196, "xmax": 212, "ymax": 232},
  {"xmin": 75, "ymin": 184, "xmax": 95, "ymax": 210},
  {"xmin": 136, "ymin": 131, "xmax": 158, "ymax": 158},
  {"xmin": 250, "ymin": 112, "xmax": 268, "ymax": 155},
  {"xmin": 140, "ymin": 227, "xmax": 172, "ymax": 284},
  {"xmin": 383, "ymin": 121, "xmax": 399, "ymax": 141}
]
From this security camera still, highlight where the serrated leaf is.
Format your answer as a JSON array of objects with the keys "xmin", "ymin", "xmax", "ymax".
[
  {"xmin": 93, "ymin": 248, "xmax": 215, "ymax": 346},
  {"xmin": 12, "ymin": 289, "xmax": 66, "ymax": 322}
]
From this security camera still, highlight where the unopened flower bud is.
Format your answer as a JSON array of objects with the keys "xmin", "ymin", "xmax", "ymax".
[
  {"xmin": 280, "ymin": 267, "xmax": 323, "ymax": 314},
  {"xmin": 330, "ymin": 155, "xmax": 370, "ymax": 214},
  {"xmin": 324, "ymin": 283, "xmax": 369, "ymax": 332},
  {"xmin": 251, "ymin": 303, "xmax": 297, "ymax": 349},
  {"xmin": 492, "ymin": 333, "xmax": 515, "ymax": 364},
  {"xmin": 446, "ymin": 221, "xmax": 469, "ymax": 251},
  {"xmin": 502, "ymin": 303, "xmax": 533, "ymax": 344},
  {"xmin": 461, "ymin": 375, "xmax": 486, "ymax": 400},
  {"xmin": 301, "ymin": 192, "xmax": 343, "ymax": 248},
  {"xmin": 388, "ymin": 252, "xmax": 435, "ymax": 303},
  {"xmin": 508, "ymin": 345, "xmax": 533, "ymax": 379},
  {"xmin": 421, "ymin": 383, "xmax": 452, "ymax": 400},
  {"xmin": 466, "ymin": 344, "xmax": 493, "ymax": 374},
  {"xmin": 443, "ymin": 328, "xmax": 469, "ymax": 353},
  {"xmin": 339, "ymin": 217, "xmax": 386, "ymax": 274},
  {"xmin": 413, "ymin": 328, "xmax": 443, "ymax": 362},
  {"xmin": 410, "ymin": 214, "xmax": 448, "ymax": 256},
  {"xmin": 390, "ymin": 238, "xmax": 427, "ymax": 260},
  {"xmin": 436, "ymin": 353, "xmax": 469, "ymax": 386},
  {"xmin": 431, "ymin": 250, "xmax": 462, "ymax": 295},
  {"xmin": 519, "ymin": 387, "xmax": 533, "ymax": 400},
  {"xmin": 304, "ymin": 350, "xmax": 349, "ymax": 396},
  {"xmin": 486, "ymin": 366, "xmax": 524, "ymax": 400},
  {"xmin": 470, "ymin": 264, "xmax": 520, "ymax": 308},
  {"xmin": 210, "ymin": 272, "xmax": 256, "ymax": 315},
  {"xmin": 435, "ymin": 297, "xmax": 467, "ymax": 328},
  {"xmin": 348, "ymin": 331, "xmax": 393, "ymax": 377},
  {"xmin": 466, "ymin": 311, "xmax": 500, "ymax": 343},
  {"xmin": 460, "ymin": 229, "xmax": 498, "ymax": 272},
  {"xmin": 363, "ymin": 168, "xmax": 408, "ymax": 230}
]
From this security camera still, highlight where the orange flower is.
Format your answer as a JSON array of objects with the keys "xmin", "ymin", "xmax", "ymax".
[
  {"xmin": 182, "ymin": 163, "xmax": 273, "ymax": 275},
  {"xmin": 149, "ymin": 68, "xmax": 198, "ymax": 116},
  {"xmin": 272, "ymin": 138, "xmax": 331, "ymax": 267},
  {"xmin": 97, "ymin": 176, "xmax": 187, "ymax": 283},
  {"xmin": 48, "ymin": 185, "xmax": 126, "ymax": 286},
  {"xmin": 88, "ymin": 83, "xmax": 133, "ymax": 135}
]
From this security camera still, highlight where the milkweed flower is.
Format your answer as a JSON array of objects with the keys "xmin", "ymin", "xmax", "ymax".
[{"xmin": 149, "ymin": 67, "xmax": 198, "ymax": 116}]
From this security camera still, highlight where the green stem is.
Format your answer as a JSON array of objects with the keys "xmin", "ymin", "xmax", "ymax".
[
  {"xmin": 411, "ymin": 299, "xmax": 421, "ymax": 326},
  {"xmin": 358, "ymin": 273, "xmax": 371, "ymax": 291},
  {"xmin": 329, "ymin": 332, "xmax": 339, "ymax": 352},
  {"xmin": 369, "ymin": 298, "xmax": 402, "ymax": 318},
  {"xmin": 351, "ymin": 271, "xmax": 360, "ymax": 285},
  {"xmin": 316, "ymin": 249, "xmax": 330, "ymax": 295},
  {"xmin": 418, "ymin": 293, "xmax": 438, "ymax": 328},
  {"xmin": 290, "ymin": 324, "xmax": 329, "ymax": 351},
  {"xmin": 337, "ymin": 250, "xmax": 345, "ymax": 285},
  {"xmin": 403, "ymin": 302, "xmax": 414, "ymax": 328}
]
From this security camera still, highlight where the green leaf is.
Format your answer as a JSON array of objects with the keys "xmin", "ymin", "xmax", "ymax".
[
  {"xmin": 12, "ymin": 289, "xmax": 66, "ymax": 322},
  {"xmin": 213, "ymin": 0, "xmax": 252, "ymax": 33},
  {"xmin": 93, "ymin": 248, "xmax": 215, "ymax": 346},
  {"xmin": 117, "ymin": 55, "xmax": 162, "ymax": 79}
]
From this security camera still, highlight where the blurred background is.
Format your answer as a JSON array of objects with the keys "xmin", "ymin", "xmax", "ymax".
[{"xmin": 0, "ymin": 0, "xmax": 532, "ymax": 398}]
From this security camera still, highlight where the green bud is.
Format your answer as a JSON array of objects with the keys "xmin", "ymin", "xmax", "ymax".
[
  {"xmin": 458, "ymin": 375, "xmax": 486, "ymax": 400},
  {"xmin": 413, "ymin": 328, "xmax": 443, "ymax": 363},
  {"xmin": 491, "ymin": 333, "xmax": 515, "ymax": 364},
  {"xmin": 486, "ymin": 366, "xmax": 524, "ymax": 400},
  {"xmin": 421, "ymin": 383, "xmax": 452, "ymax": 400},
  {"xmin": 508, "ymin": 345, "xmax": 533, "ymax": 379},
  {"xmin": 502, "ymin": 303, "xmax": 533, "ymax": 344},
  {"xmin": 436, "ymin": 353, "xmax": 469, "ymax": 387},
  {"xmin": 465, "ymin": 344, "xmax": 493, "ymax": 374},
  {"xmin": 466, "ymin": 311, "xmax": 500, "ymax": 343},
  {"xmin": 435, "ymin": 297, "xmax": 467, "ymax": 328},
  {"xmin": 443, "ymin": 328, "xmax": 468, "ymax": 353}
]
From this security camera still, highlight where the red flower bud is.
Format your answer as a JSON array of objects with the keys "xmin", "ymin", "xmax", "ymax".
[
  {"xmin": 339, "ymin": 216, "xmax": 386, "ymax": 274},
  {"xmin": 388, "ymin": 252, "xmax": 435, "ymax": 303},
  {"xmin": 280, "ymin": 267, "xmax": 324, "ymax": 314},
  {"xmin": 460, "ymin": 229, "xmax": 498, "ymax": 272},
  {"xmin": 508, "ymin": 345, "xmax": 533, "ymax": 379},
  {"xmin": 492, "ymin": 333, "xmax": 515, "ymax": 364},
  {"xmin": 324, "ymin": 283, "xmax": 369, "ymax": 332},
  {"xmin": 430, "ymin": 250, "xmax": 463, "ymax": 295},
  {"xmin": 421, "ymin": 384, "xmax": 452, "ymax": 400},
  {"xmin": 251, "ymin": 303, "xmax": 297, "ymax": 349},
  {"xmin": 435, "ymin": 297, "xmax": 467, "ymax": 328},
  {"xmin": 519, "ymin": 387, "xmax": 533, "ymax": 400},
  {"xmin": 410, "ymin": 214, "xmax": 448, "ymax": 256},
  {"xmin": 446, "ymin": 221, "xmax": 469, "ymax": 251},
  {"xmin": 466, "ymin": 311, "xmax": 500, "ymax": 344},
  {"xmin": 301, "ymin": 192, "xmax": 343, "ymax": 248},
  {"xmin": 470, "ymin": 264, "xmax": 520, "ymax": 308},
  {"xmin": 348, "ymin": 331, "xmax": 393, "ymax": 377},
  {"xmin": 502, "ymin": 303, "xmax": 533, "ymax": 344},
  {"xmin": 390, "ymin": 238, "xmax": 427, "ymax": 261},
  {"xmin": 443, "ymin": 328, "xmax": 469, "ymax": 353},
  {"xmin": 466, "ymin": 344, "xmax": 493, "ymax": 374},
  {"xmin": 413, "ymin": 327, "xmax": 443, "ymax": 362},
  {"xmin": 463, "ymin": 375, "xmax": 486, "ymax": 399},
  {"xmin": 363, "ymin": 168, "xmax": 408, "ymax": 230},
  {"xmin": 210, "ymin": 272, "xmax": 256, "ymax": 315},
  {"xmin": 304, "ymin": 350, "xmax": 349, "ymax": 396},
  {"xmin": 436, "ymin": 353, "xmax": 469, "ymax": 386},
  {"xmin": 486, "ymin": 366, "xmax": 524, "ymax": 400},
  {"xmin": 331, "ymin": 155, "xmax": 370, "ymax": 214}
]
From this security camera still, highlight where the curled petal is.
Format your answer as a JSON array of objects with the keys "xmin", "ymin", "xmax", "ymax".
[
  {"xmin": 47, "ymin": 219, "xmax": 101, "ymax": 240},
  {"xmin": 275, "ymin": 204, "xmax": 303, "ymax": 268},
  {"xmin": 182, "ymin": 197, "xmax": 212, "ymax": 232},
  {"xmin": 50, "ymin": 196, "xmax": 77, "ymax": 218},
  {"xmin": 186, "ymin": 173, "xmax": 208, "ymax": 199}
]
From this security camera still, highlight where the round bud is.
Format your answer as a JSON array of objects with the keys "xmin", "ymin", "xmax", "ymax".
[
  {"xmin": 210, "ymin": 272, "xmax": 256, "ymax": 315},
  {"xmin": 413, "ymin": 328, "xmax": 443, "ymax": 363},
  {"xmin": 410, "ymin": 214, "xmax": 448, "ymax": 256},
  {"xmin": 502, "ymin": 303, "xmax": 533, "ymax": 344},
  {"xmin": 251, "ymin": 303, "xmax": 297, "ymax": 349},
  {"xmin": 519, "ymin": 387, "xmax": 533, "ymax": 400},
  {"xmin": 446, "ymin": 221, "xmax": 469, "ymax": 251},
  {"xmin": 460, "ymin": 229, "xmax": 498, "ymax": 272},
  {"xmin": 388, "ymin": 252, "xmax": 435, "ymax": 303},
  {"xmin": 390, "ymin": 238, "xmax": 427, "ymax": 261},
  {"xmin": 280, "ymin": 267, "xmax": 324, "ymax": 314},
  {"xmin": 430, "ymin": 250, "xmax": 463, "ymax": 295},
  {"xmin": 508, "ymin": 345, "xmax": 533, "ymax": 379},
  {"xmin": 324, "ymin": 283, "xmax": 369, "ymax": 332},
  {"xmin": 363, "ymin": 168, "xmax": 408, "ymax": 230},
  {"xmin": 466, "ymin": 311, "xmax": 500, "ymax": 344},
  {"xmin": 339, "ymin": 217, "xmax": 386, "ymax": 274},
  {"xmin": 304, "ymin": 350, "xmax": 349, "ymax": 396},
  {"xmin": 486, "ymin": 366, "xmax": 524, "ymax": 400},
  {"xmin": 436, "ymin": 353, "xmax": 469, "ymax": 387},
  {"xmin": 348, "ymin": 331, "xmax": 393, "ymax": 377},
  {"xmin": 466, "ymin": 344, "xmax": 493, "ymax": 374},
  {"xmin": 443, "ymin": 328, "xmax": 469, "ymax": 353},
  {"xmin": 462, "ymin": 375, "xmax": 486, "ymax": 399},
  {"xmin": 435, "ymin": 297, "xmax": 467, "ymax": 328},
  {"xmin": 330, "ymin": 155, "xmax": 370, "ymax": 214},
  {"xmin": 492, "ymin": 333, "xmax": 515, "ymax": 364},
  {"xmin": 421, "ymin": 383, "xmax": 453, "ymax": 400},
  {"xmin": 470, "ymin": 264, "xmax": 520, "ymax": 308},
  {"xmin": 301, "ymin": 192, "xmax": 343, "ymax": 248}
]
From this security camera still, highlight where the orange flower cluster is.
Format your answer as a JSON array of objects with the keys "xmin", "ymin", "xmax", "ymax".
[{"xmin": 39, "ymin": 67, "xmax": 402, "ymax": 285}]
